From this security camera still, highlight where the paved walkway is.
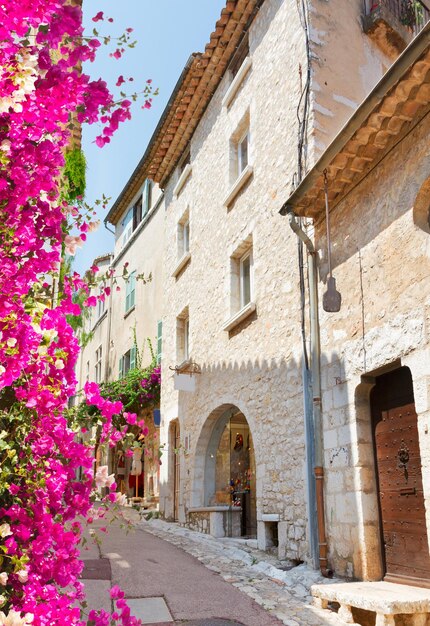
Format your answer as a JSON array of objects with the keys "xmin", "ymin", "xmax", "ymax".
[{"xmin": 81, "ymin": 510, "xmax": 346, "ymax": 626}]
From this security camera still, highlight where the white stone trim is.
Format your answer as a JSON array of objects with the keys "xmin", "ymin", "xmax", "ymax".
[
  {"xmin": 261, "ymin": 513, "xmax": 280, "ymax": 522},
  {"xmin": 222, "ymin": 57, "xmax": 252, "ymax": 109},
  {"xmin": 223, "ymin": 164, "xmax": 253, "ymax": 207},
  {"xmin": 173, "ymin": 163, "xmax": 192, "ymax": 198},
  {"xmin": 172, "ymin": 251, "xmax": 191, "ymax": 278},
  {"xmin": 222, "ymin": 301, "xmax": 256, "ymax": 332}
]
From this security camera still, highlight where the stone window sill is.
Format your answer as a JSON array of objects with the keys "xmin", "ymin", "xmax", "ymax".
[
  {"xmin": 172, "ymin": 251, "xmax": 191, "ymax": 278},
  {"xmin": 124, "ymin": 304, "xmax": 135, "ymax": 319},
  {"xmin": 222, "ymin": 301, "xmax": 256, "ymax": 332},
  {"xmin": 222, "ymin": 57, "xmax": 252, "ymax": 109},
  {"xmin": 173, "ymin": 164, "xmax": 192, "ymax": 198},
  {"xmin": 223, "ymin": 165, "xmax": 253, "ymax": 208}
]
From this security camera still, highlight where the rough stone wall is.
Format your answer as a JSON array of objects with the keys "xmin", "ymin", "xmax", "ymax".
[
  {"xmin": 187, "ymin": 511, "xmax": 210, "ymax": 535},
  {"xmin": 314, "ymin": 114, "xmax": 430, "ymax": 579}
]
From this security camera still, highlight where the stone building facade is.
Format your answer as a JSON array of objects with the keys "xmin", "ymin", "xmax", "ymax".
[
  {"xmin": 76, "ymin": 181, "xmax": 165, "ymax": 502},
  {"xmin": 142, "ymin": 0, "xmax": 396, "ymax": 565},
  {"xmin": 281, "ymin": 25, "xmax": 430, "ymax": 584}
]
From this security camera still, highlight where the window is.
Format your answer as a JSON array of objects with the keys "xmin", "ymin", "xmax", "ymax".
[
  {"xmin": 121, "ymin": 207, "xmax": 133, "ymax": 247},
  {"xmin": 178, "ymin": 209, "xmax": 190, "ymax": 258},
  {"xmin": 157, "ymin": 320, "xmax": 162, "ymax": 365},
  {"xmin": 97, "ymin": 290, "xmax": 106, "ymax": 319},
  {"xmin": 237, "ymin": 130, "xmax": 249, "ymax": 177},
  {"xmin": 222, "ymin": 235, "xmax": 256, "ymax": 332},
  {"xmin": 95, "ymin": 345, "xmax": 102, "ymax": 383},
  {"xmin": 121, "ymin": 179, "xmax": 153, "ymax": 248},
  {"xmin": 224, "ymin": 112, "xmax": 253, "ymax": 207},
  {"xmin": 86, "ymin": 360, "xmax": 90, "ymax": 382},
  {"xmin": 125, "ymin": 271, "xmax": 136, "ymax": 313},
  {"xmin": 239, "ymin": 250, "xmax": 252, "ymax": 308},
  {"xmin": 119, "ymin": 345, "xmax": 136, "ymax": 378},
  {"xmin": 176, "ymin": 308, "xmax": 190, "ymax": 363}
]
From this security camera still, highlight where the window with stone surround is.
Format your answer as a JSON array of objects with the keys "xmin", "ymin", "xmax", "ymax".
[
  {"xmin": 222, "ymin": 235, "xmax": 256, "ymax": 332},
  {"xmin": 176, "ymin": 307, "xmax": 190, "ymax": 364},
  {"xmin": 224, "ymin": 111, "xmax": 253, "ymax": 207},
  {"xmin": 172, "ymin": 209, "xmax": 191, "ymax": 277},
  {"xmin": 178, "ymin": 209, "xmax": 190, "ymax": 258}
]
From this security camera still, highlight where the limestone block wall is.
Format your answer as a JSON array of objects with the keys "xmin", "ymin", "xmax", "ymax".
[
  {"xmin": 159, "ymin": 0, "xmax": 311, "ymax": 562},
  {"xmin": 314, "ymin": 114, "xmax": 430, "ymax": 579}
]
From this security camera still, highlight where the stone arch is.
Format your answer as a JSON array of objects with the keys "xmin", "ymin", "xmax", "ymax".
[
  {"xmin": 190, "ymin": 402, "xmax": 258, "ymax": 537},
  {"xmin": 412, "ymin": 175, "xmax": 430, "ymax": 234}
]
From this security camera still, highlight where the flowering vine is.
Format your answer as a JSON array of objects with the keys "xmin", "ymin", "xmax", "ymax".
[{"xmin": 0, "ymin": 1, "xmax": 155, "ymax": 624}]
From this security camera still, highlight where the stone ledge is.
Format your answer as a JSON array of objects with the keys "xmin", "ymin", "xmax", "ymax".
[
  {"xmin": 312, "ymin": 581, "xmax": 430, "ymax": 615},
  {"xmin": 172, "ymin": 251, "xmax": 191, "ymax": 277},
  {"xmin": 222, "ymin": 301, "xmax": 256, "ymax": 332}
]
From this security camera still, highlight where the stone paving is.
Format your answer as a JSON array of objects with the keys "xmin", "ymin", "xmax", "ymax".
[{"xmin": 136, "ymin": 517, "xmax": 347, "ymax": 626}]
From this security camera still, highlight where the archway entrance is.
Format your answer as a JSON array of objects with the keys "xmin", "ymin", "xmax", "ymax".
[
  {"xmin": 370, "ymin": 366, "xmax": 430, "ymax": 587},
  {"xmin": 204, "ymin": 406, "xmax": 257, "ymax": 538}
]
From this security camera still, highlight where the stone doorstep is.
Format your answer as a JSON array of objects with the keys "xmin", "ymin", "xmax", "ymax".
[{"xmin": 311, "ymin": 581, "xmax": 430, "ymax": 626}]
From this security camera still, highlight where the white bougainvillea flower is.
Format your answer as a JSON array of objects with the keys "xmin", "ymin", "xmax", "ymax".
[
  {"xmin": 0, "ymin": 524, "xmax": 12, "ymax": 538},
  {"xmin": 0, "ymin": 572, "xmax": 8, "ymax": 586},
  {"xmin": 16, "ymin": 569, "xmax": 28, "ymax": 583},
  {"xmin": 0, "ymin": 609, "xmax": 34, "ymax": 625}
]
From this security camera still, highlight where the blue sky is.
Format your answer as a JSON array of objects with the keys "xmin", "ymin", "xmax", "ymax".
[{"xmin": 75, "ymin": 0, "xmax": 226, "ymax": 274}]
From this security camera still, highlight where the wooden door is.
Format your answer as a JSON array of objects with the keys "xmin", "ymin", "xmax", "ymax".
[
  {"xmin": 374, "ymin": 403, "xmax": 430, "ymax": 587},
  {"xmin": 173, "ymin": 421, "xmax": 180, "ymax": 522}
]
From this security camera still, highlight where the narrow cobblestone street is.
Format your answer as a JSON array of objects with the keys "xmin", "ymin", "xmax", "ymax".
[{"xmin": 82, "ymin": 510, "xmax": 346, "ymax": 626}]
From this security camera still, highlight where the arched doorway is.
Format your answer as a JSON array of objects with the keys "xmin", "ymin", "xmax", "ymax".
[
  {"xmin": 370, "ymin": 366, "xmax": 430, "ymax": 587},
  {"xmin": 202, "ymin": 405, "xmax": 257, "ymax": 538}
]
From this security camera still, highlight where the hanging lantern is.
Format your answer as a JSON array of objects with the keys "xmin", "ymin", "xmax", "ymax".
[{"xmin": 322, "ymin": 170, "xmax": 342, "ymax": 313}]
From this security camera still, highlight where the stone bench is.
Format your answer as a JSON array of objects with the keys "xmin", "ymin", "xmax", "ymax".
[
  {"xmin": 312, "ymin": 581, "xmax": 430, "ymax": 626},
  {"xmin": 188, "ymin": 506, "xmax": 242, "ymax": 538}
]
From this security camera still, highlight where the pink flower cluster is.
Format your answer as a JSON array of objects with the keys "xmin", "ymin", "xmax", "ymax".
[{"xmin": 0, "ymin": 1, "xmax": 153, "ymax": 624}]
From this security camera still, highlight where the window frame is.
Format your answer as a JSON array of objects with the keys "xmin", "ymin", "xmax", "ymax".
[
  {"xmin": 125, "ymin": 271, "xmax": 136, "ymax": 313},
  {"xmin": 239, "ymin": 249, "xmax": 253, "ymax": 309},
  {"xmin": 237, "ymin": 130, "xmax": 249, "ymax": 177},
  {"xmin": 95, "ymin": 345, "xmax": 102, "ymax": 383}
]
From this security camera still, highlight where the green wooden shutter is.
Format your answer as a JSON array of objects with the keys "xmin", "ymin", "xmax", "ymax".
[
  {"xmin": 157, "ymin": 320, "xmax": 162, "ymax": 364},
  {"xmin": 130, "ymin": 272, "xmax": 136, "ymax": 309},
  {"xmin": 118, "ymin": 356, "xmax": 123, "ymax": 379},
  {"xmin": 142, "ymin": 179, "xmax": 152, "ymax": 218},
  {"xmin": 130, "ymin": 345, "xmax": 136, "ymax": 370}
]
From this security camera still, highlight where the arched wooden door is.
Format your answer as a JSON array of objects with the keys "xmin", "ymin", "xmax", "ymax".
[{"xmin": 371, "ymin": 368, "xmax": 430, "ymax": 587}]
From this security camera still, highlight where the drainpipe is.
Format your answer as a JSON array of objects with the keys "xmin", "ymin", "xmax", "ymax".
[{"xmin": 287, "ymin": 209, "xmax": 332, "ymax": 577}]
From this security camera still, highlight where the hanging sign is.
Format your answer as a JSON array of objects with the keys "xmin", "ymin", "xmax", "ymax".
[{"xmin": 174, "ymin": 373, "xmax": 196, "ymax": 392}]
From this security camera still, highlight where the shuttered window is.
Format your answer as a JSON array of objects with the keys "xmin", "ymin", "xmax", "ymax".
[
  {"xmin": 125, "ymin": 271, "xmax": 136, "ymax": 312},
  {"xmin": 157, "ymin": 320, "xmax": 162, "ymax": 364}
]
